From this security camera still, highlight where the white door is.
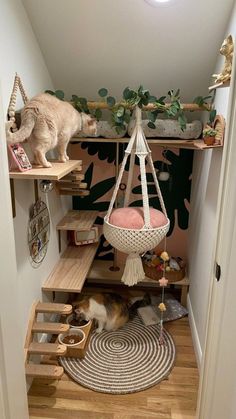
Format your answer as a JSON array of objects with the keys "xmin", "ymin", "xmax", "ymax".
[
  {"xmin": 197, "ymin": 65, "xmax": 236, "ymax": 418},
  {"xmin": 0, "ymin": 87, "xmax": 29, "ymax": 418}
]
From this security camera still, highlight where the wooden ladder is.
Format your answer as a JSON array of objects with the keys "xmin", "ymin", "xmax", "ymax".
[{"xmin": 25, "ymin": 301, "xmax": 72, "ymax": 380}]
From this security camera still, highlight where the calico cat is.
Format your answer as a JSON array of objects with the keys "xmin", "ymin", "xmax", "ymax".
[
  {"xmin": 74, "ymin": 292, "xmax": 151, "ymax": 333},
  {"xmin": 6, "ymin": 93, "xmax": 96, "ymax": 168},
  {"xmin": 75, "ymin": 293, "xmax": 129, "ymax": 333}
]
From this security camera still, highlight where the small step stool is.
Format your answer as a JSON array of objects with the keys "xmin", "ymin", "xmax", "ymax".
[{"xmin": 25, "ymin": 301, "xmax": 72, "ymax": 380}]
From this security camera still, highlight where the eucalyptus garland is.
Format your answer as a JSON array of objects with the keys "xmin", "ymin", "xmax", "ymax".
[{"xmin": 45, "ymin": 86, "xmax": 215, "ymax": 134}]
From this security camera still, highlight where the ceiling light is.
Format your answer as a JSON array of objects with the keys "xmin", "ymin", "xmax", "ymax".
[{"xmin": 145, "ymin": 0, "xmax": 173, "ymax": 6}]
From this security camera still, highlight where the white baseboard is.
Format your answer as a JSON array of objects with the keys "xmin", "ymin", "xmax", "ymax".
[{"xmin": 187, "ymin": 294, "xmax": 202, "ymax": 370}]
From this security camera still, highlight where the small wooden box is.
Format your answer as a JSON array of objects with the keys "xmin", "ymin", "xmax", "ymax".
[{"xmin": 62, "ymin": 321, "xmax": 93, "ymax": 358}]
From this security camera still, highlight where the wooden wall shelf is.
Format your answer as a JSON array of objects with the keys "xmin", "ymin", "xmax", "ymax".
[
  {"xmin": 57, "ymin": 210, "xmax": 98, "ymax": 231},
  {"xmin": 87, "ymin": 260, "xmax": 189, "ymax": 307},
  {"xmin": 71, "ymin": 137, "xmax": 222, "ymax": 150},
  {"xmin": 9, "ymin": 159, "xmax": 82, "ymax": 180},
  {"xmin": 42, "ymin": 241, "xmax": 100, "ymax": 293}
]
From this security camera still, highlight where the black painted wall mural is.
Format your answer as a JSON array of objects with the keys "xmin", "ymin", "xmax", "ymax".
[{"xmin": 71, "ymin": 142, "xmax": 194, "ymax": 260}]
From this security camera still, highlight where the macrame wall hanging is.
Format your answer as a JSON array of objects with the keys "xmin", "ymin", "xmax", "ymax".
[{"xmin": 103, "ymin": 106, "xmax": 170, "ymax": 287}]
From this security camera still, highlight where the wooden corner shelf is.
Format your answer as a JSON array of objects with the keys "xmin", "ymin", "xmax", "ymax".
[
  {"xmin": 56, "ymin": 210, "xmax": 98, "ymax": 231},
  {"xmin": 42, "ymin": 241, "xmax": 100, "ymax": 293},
  {"xmin": 87, "ymin": 260, "xmax": 189, "ymax": 307},
  {"xmin": 9, "ymin": 159, "xmax": 82, "ymax": 180},
  {"xmin": 71, "ymin": 137, "xmax": 223, "ymax": 150}
]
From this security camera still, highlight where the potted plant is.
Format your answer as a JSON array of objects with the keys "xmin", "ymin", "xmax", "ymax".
[{"xmin": 202, "ymin": 127, "xmax": 217, "ymax": 146}]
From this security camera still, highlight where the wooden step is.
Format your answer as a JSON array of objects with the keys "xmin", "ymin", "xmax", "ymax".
[
  {"xmin": 35, "ymin": 302, "xmax": 72, "ymax": 315},
  {"xmin": 61, "ymin": 174, "xmax": 84, "ymax": 181},
  {"xmin": 58, "ymin": 189, "xmax": 89, "ymax": 196},
  {"xmin": 26, "ymin": 363, "xmax": 64, "ymax": 379},
  {"xmin": 32, "ymin": 322, "xmax": 70, "ymax": 334},
  {"xmin": 56, "ymin": 210, "xmax": 98, "ymax": 231},
  {"xmin": 28, "ymin": 342, "xmax": 67, "ymax": 356}
]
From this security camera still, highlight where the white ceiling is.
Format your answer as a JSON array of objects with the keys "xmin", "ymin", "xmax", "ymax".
[{"xmin": 22, "ymin": 0, "xmax": 234, "ymax": 102}]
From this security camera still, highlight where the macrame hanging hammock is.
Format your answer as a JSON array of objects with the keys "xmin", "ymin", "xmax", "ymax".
[{"xmin": 103, "ymin": 106, "xmax": 170, "ymax": 286}]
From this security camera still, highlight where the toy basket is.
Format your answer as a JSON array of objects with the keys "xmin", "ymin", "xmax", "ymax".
[{"xmin": 143, "ymin": 262, "xmax": 186, "ymax": 283}]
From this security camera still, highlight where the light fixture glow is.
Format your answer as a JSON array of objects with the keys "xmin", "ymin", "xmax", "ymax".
[{"xmin": 145, "ymin": 0, "xmax": 173, "ymax": 6}]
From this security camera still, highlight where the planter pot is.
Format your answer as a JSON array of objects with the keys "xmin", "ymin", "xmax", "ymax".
[{"xmin": 203, "ymin": 136, "xmax": 216, "ymax": 146}]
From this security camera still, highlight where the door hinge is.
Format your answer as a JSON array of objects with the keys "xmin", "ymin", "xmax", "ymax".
[{"xmin": 215, "ymin": 263, "xmax": 221, "ymax": 282}]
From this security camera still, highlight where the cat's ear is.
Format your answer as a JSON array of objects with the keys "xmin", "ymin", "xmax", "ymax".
[
  {"xmin": 88, "ymin": 118, "xmax": 96, "ymax": 126},
  {"xmin": 227, "ymin": 34, "xmax": 233, "ymax": 44}
]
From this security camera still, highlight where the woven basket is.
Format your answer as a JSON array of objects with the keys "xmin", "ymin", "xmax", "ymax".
[{"xmin": 143, "ymin": 263, "xmax": 185, "ymax": 283}]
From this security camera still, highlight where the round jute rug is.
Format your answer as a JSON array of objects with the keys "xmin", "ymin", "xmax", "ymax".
[{"xmin": 60, "ymin": 317, "xmax": 175, "ymax": 394}]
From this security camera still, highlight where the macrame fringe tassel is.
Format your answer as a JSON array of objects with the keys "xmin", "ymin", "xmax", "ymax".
[{"xmin": 121, "ymin": 253, "xmax": 145, "ymax": 286}]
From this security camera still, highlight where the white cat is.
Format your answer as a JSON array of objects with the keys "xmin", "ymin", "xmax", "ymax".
[{"xmin": 6, "ymin": 93, "xmax": 97, "ymax": 168}]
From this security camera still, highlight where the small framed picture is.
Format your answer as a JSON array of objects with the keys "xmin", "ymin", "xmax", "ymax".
[{"xmin": 8, "ymin": 143, "xmax": 32, "ymax": 171}]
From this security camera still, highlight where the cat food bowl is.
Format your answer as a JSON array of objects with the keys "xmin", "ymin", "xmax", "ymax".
[
  {"xmin": 66, "ymin": 314, "xmax": 92, "ymax": 329},
  {"xmin": 58, "ymin": 328, "xmax": 86, "ymax": 347}
]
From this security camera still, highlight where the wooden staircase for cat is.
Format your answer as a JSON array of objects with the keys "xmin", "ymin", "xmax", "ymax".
[
  {"xmin": 25, "ymin": 301, "xmax": 72, "ymax": 380},
  {"xmin": 56, "ymin": 165, "xmax": 90, "ymax": 196}
]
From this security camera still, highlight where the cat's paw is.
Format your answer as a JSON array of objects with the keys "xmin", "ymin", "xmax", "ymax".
[
  {"xmin": 95, "ymin": 327, "xmax": 103, "ymax": 334},
  {"xmin": 43, "ymin": 162, "xmax": 52, "ymax": 168}
]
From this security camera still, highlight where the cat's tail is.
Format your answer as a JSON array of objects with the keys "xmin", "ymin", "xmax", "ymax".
[
  {"xmin": 128, "ymin": 293, "xmax": 151, "ymax": 320},
  {"xmin": 5, "ymin": 113, "xmax": 35, "ymax": 144}
]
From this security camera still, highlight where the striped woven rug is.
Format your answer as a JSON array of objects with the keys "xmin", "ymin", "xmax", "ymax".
[{"xmin": 60, "ymin": 316, "xmax": 175, "ymax": 394}]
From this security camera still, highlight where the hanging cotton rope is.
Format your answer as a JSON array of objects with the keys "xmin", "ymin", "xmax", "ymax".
[
  {"xmin": 7, "ymin": 73, "xmax": 29, "ymax": 132},
  {"xmin": 103, "ymin": 107, "xmax": 170, "ymax": 286}
]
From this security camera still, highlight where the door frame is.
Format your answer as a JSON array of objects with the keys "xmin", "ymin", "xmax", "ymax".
[{"xmin": 197, "ymin": 54, "xmax": 236, "ymax": 418}]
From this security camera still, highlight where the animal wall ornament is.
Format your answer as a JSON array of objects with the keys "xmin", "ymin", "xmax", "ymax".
[{"xmin": 212, "ymin": 34, "xmax": 234, "ymax": 86}]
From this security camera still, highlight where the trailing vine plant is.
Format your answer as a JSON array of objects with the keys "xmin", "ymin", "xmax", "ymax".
[{"xmin": 45, "ymin": 87, "xmax": 215, "ymax": 134}]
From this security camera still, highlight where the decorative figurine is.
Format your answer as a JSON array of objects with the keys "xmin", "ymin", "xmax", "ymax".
[{"xmin": 211, "ymin": 35, "xmax": 234, "ymax": 87}]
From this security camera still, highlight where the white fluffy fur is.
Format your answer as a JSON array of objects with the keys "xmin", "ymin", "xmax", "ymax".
[{"xmin": 83, "ymin": 299, "xmax": 118, "ymax": 333}]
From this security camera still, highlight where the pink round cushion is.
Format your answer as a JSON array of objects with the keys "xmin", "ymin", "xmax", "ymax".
[{"xmin": 109, "ymin": 207, "xmax": 168, "ymax": 229}]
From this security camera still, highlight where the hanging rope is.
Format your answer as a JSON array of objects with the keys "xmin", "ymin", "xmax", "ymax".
[
  {"xmin": 103, "ymin": 106, "xmax": 170, "ymax": 286},
  {"xmin": 7, "ymin": 73, "xmax": 29, "ymax": 132}
]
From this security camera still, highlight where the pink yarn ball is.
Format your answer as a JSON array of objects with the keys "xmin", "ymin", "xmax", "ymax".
[{"xmin": 109, "ymin": 207, "xmax": 168, "ymax": 229}]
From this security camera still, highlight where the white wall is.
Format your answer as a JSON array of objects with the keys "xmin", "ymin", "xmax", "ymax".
[
  {"xmin": 188, "ymin": 2, "xmax": 236, "ymax": 365},
  {"xmin": 0, "ymin": 0, "xmax": 71, "ymax": 346}
]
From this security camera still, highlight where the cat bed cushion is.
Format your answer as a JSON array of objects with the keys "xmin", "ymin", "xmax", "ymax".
[
  {"xmin": 127, "ymin": 119, "xmax": 202, "ymax": 139},
  {"xmin": 109, "ymin": 207, "xmax": 168, "ymax": 230}
]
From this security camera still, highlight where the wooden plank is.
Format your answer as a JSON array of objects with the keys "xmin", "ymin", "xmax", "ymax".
[
  {"xmin": 87, "ymin": 260, "xmax": 189, "ymax": 286},
  {"xmin": 61, "ymin": 174, "xmax": 85, "ymax": 181},
  {"xmin": 56, "ymin": 210, "xmax": 98, "ymax": 231},
  {"xmin": 28, "ymin": 342, "xmax": 67, "ymax": 356},
  {"xmin": 9, "ymin": 160, "xmax": 82, "ymax": 180},
  {"xmin": 32, "ymin": 322, "xmax": 70, "ymax": 334},
  {"xmin": 57, "ymin": 181, "xmax": 82, "ymax": 189},
  {"xmin": 36, "ymin": 302, "xmax": 72, "ymax": 315},
  {"xmin": 42, "ymin": 242, "xmax": 100, "ymax": 293},
  {"xmin": 70, "ymin": 137, "xmax": 223, "ymax": 150},
  {"xmin": 26, "ymin": 364, "xmax": 64, "ymax": 379},
  {"xmin": 24, "ymin": 301, "xmax": 38, "ymax": 364},
  {"xmin": 81, "ymin": 101, "xmax": 209, "ymax": 111},
  {"xmin": 58, "ymin": 190, "xmax": 90, "ymax": 196}
]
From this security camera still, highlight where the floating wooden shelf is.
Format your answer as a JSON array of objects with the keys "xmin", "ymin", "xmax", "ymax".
[
  {"xmin": 42, "ymin": 241, "xmax": 100, "ymax": 293},
  {"xmin": 71, "ymin": 137, "xmax": 222, "ymax": 150},
  {"xmin": 56, "ymin": 210, "xmax": 98, "ymax": 231},
  {"xmin": 9, "ymin": 160, "xmax": 82, "ymax": 180}
]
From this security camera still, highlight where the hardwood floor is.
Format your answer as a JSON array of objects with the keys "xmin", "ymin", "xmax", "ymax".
[{"xmin": 28, "ymin": 317, "xmax": 198, "ymax": 419}]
